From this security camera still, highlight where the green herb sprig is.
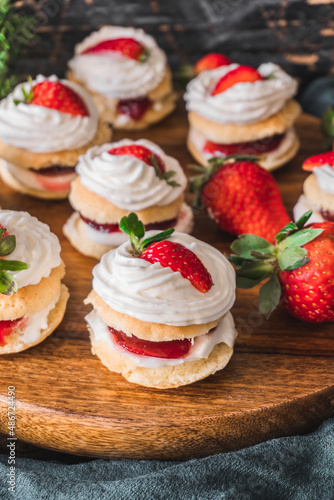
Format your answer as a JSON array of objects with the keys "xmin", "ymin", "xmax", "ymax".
[{"xmin": 0, "ymin": 228, "xmax": 29, "ymax": 295}]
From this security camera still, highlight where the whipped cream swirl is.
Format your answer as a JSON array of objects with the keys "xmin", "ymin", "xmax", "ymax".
[
  {"xmin": 76, "ymin": 139, "xmax": 187, "ymax": 210},
  {"xmin": 0, "ymin": 75, "xmax": 98, "ymax": 153},
  {"xmin": 313, "ymin": 165, "xmax": 334, "ymax": 195},
  {"xmin": 184, "ymin": 63, "xmax": 297, "ymax": 125},
  {"xmin": 68, "ymin": 26, "xmax": 167, "ymax": 99},
  {"xmin": 92, "ymin": 232, "xmax": 236, "ymax": 326},
  {"xmin": 0, "ymin": 210, "xmax": 61, "ymax": 288}
]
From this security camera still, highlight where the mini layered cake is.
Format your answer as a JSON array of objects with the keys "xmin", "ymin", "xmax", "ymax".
[
  {"xmin": 185, "ymin": 63, "xmax": 301, "ymax": 171},
  {"xmin": 294, "ymin": 152, "xmax": 334, "ymax": 223},
  {"xmin": 0, "ymin": 75, "xmax": 111, "ymax": 199},
  {"xmin": 85, "ymin": 214, "xmax": 237, "ymax": 389},
  {"xmin": 68, "ymin": 26, "xmax": 177, "ymax": 130},
  {"xmin": 64, "ymin": 139, "xmax": 193, "ymax": 258},
  {"xmin": 0, "ymin": 210, "xmax": 69, "ymax": 354}
]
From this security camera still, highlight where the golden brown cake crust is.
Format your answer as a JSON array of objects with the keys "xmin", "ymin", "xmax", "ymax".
[
  {"xmin": 69, "ymin": 177, "xmax": 184, "ymax": 224},
  {"xmin": 63, "ymin": 214, "xmax": 113, "ymax": 260},
  {"xmin": 85, "ymin": 290, "xmax": 222, "ymax": 341},
  {"xmin": 68, "ymin": 68, "xmax": 177, "ymax": 129},
  {"xmin": 303, "ymin": 173, "xmax": 334, "ymax": 212},
  {"xmin": 0, "ymin": 120, "xmax": 111, "ymax": 169},
  {"xmin": 186, "ymin": 130, "xmax": 300, "ymax": 172},
  {"xmin": 89, "ymin": 327, "xmax": 236, "ymax": 389},
  {"xmin": 0, "ymin": 262, "xmax": 65, "ymax": 321},
  {"xmin": 0, "ymin": 284, "xmax": 69, "ymax": 354},
  {"xmin": 188, "ymin": 99, "xmax": 301, "ymax": 144}
]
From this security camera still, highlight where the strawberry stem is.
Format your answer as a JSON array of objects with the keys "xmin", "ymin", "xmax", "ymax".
[{"xmin": 152, "ymin": 155, "xmax": 180, "ymax": 188}]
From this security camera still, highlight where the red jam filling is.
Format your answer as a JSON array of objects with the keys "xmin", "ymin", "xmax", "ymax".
[
  {"xmin": 203, "ymin": 133, "xmax": 285, "ymax": 157},
  {"xmin": 109, "ymin": 326, "xmax": 191, "ymax": 358},
  {"xmin": 0, "ymin": 317, "xmax": 27, "ymax": 346},
  {"xmin": 116, "ymin": 97, "xmax": 151, "ymax": 121},
  {"xmin": 29, "ymin": 165, "xmax": 76, "ymax": 177},
  {"xmin": 80, "ymin": 214, "xmax": 177, "ymax": 233},
  {"xmin": 320, "ymin": 209, "xmax": 334, "ymax": 222}
]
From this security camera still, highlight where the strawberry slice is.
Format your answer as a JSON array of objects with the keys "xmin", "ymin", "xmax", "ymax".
[
  {"xmin": 109, "ymin": 326, "xmax": 191, "ymax": 358},
  {"xmin": 195, "ymin": 53, "xmax": 232, "ymax": 74},
  {"xmin": 0, "ymin": 317, "xmax": 27, "ymax": 346},
  {"xmin": 108, "ymin": 144, "xmax": 166, "ymax": 174},
  {"xmin": 211, "ymin": 65, "xmax": 263, "ymax": 96},
  {"xmin": 141, "ymin": 241, "xmax": 213, "ymax": 293},
  {"xmin": 302, "ymin": 152, "xmax": 334, "ymax": 171},
  {"xmin": 30, "ymin": 81, "xmax": 89, "ymax": 116},
  {"xmin": 203, "ymin": 134, "xmax": 284, "ymax": 157},
  {"xmin": 81, "ymin": 38, "xmax": 147, "ymax": 61},
  {"xmin": 116, "ymin": 97, "xmax": 151, "ymax": 121}
]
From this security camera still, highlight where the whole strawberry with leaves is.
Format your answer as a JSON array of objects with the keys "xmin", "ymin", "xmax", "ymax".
[
  {"xmin": 190, "ymin": 155, "xmax": 290, "ymax": 244},
  {"xmin": 228, "ymin": 211, "xmax": 334, "ymax": 322}
]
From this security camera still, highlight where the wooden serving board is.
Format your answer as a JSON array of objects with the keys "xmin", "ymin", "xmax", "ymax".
[{"xmin": 0, "ymin": 106, "xmax": 333, "ymax": 460}]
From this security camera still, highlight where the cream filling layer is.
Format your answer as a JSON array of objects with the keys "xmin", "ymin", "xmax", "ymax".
[
  {"xmin": 189, "ymin": 127, "xmax": 296, "ymax": 170},
  {"xmin": 86, "ymin": 309, "xmax": 236, "ymax": 368},
  {"xmin": 3, "ymin": 161, "xmax": 75, "ymax": 193},
  {"xmin": 313, "ymin": 165, "xmax": 334, "ymax": 195},
  {"xmin": 64, "ymin": 203, "xmax": 194, "ymax": 247}
]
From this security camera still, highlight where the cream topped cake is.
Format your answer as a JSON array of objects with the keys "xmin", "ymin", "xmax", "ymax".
[
  {"xmin": 184, "ymin": 63, "xmax": 301, "ymax": 171},
  {"xmin": 68, "ymin": 26, "xmax": 177, "ymax": 130},
  {"xmin": 294, "ymin": 152, "xmax": 334, "ymax": 223},
  {"xmin": 0, "ymin": 210, "xmax": 69, "ymax": 354},
  {"xmin": 0, "ymin": 75, "xmax": 111, "ymax": 199},
  {"xmin": 85, "ymin": 214, "xmax": 237, "ymax": 388},
  {"xmin": 63, "ymin": 139, "xmax": 193, "ymax": 258}
]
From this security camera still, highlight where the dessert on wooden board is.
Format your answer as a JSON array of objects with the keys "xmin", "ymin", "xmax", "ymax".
[
  {"xmin": 0, "ymin": 75, "xmax": 111, "ymax": 199},
  {"xmin": 185, "ymin": 61, "xmax": 301, "ymax": 171},
  {"xmin": 294, "ymin": 151, "xmax": 334, "ymax": 223},
  {"xmin": 190, "ymin": 156, "xmax": 290, "ymax": 243},
  {"xmin": 84, "ymin": 214, "xmax": 237, "ymax": 388},
  {"xmin": 63, "ymin": 139, "xmax": 193, "ymax": 258},
  {"xmin": 68, "ymin": 26, "xmax": 177, "ymax": 130},
  {"xmin": 0, "ymin": 210, "xmax": 69, "ymax": 354}
]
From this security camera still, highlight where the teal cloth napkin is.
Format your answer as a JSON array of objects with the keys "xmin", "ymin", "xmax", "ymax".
[{"xmin": 0, "ymin": 418, "xmax": 333, "ymax": 500}]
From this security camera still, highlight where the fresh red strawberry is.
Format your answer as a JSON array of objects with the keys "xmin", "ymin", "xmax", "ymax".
[
  {"xmin": 141, "ymin": 240, "xmax": 213, "ymax": 293},
  {"xmin": 229, "ymin": 212, "xmax": 334, "ymax": 323},
  {"xmin": 191, "ymin": 158, "xmax": 289, "ymax": 243},
  {"xmin": 29, "ymin": 81, "xmax": 89, "ymax": 116},
  {"xmin": 302, "ymin": 151, "xmax": 334, "ymax": 171},
  {"xmin": 0, "ymin": 317, "xmax": 27, "ymax": 345},
  {"xmin": 119, "ymin": 213, "xmax": 213, "ymax": 293},
  {"xmin": 211, "ymin": 65, "xmax": 263, "ymax": 96},
  {"xmin": 109, "ymin": 326, "xmax": 191, "ymax": 358},
  {"xmin": 195, "ymin": 53, "xmax": 232, "ymax": 74},
  {"xmin": 108, "ymin": 144, "xmax": 166, "ymax": 173},
  {"xmin": 81, "ymin": 37, "xmax": 147, "ymax": 61}
]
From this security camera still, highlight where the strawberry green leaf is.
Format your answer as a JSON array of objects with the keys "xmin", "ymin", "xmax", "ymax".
[
  {"xmin": 0, "ymin": 271, "xmax": 17, "ymax": 295},
  {"xmin": 152, "ymin": 155, "xmax": 180, "ymax": 187},
  {"xmin": 0, "ymin": 235, "xmax": 16, "ymax": 256},
  {"xmin": 120, "ymin": 213, "xmax": 144, "ymax": 239},
  {"xmin": 0, "ymin": 259, "xmax": 29, "ymax": 271},
  {"xmin": 258, "ymin": 274, "xmax": 281, "ymax": 318},
  {"xmin": 227, "ymin": 254, "xmax": 249, "ymax": 267},
  {"xmin": 208, "ymin": 154, "xmax": 259, "ymax": 165},
  {"xmin": 231, "ymin": 234, "xmax": 275, "ymax": 259},
  {"xmin": 236, "ymin": 260, "xmax": 274, "ymax": 280},
  {"xmin": 274, "ymin": 221, "xmax": 297, "ymax": 244},
  {"xmin": 0, "ymin": 228, "xmax": 6, "ymax": 239},
  {"xmin": 277, "ymin": 246, "xmax": 309, "ymax": 271},
  {"xmin": 140, "ymin": 228, "xmax": 174, "ymax": 251},
  {"xmin": 295, "ymin": 210, "xmax": 313, "ymax": 229},
  {"xmin": 279, "ymin": 228, "xmax": 323, "ymax": 250},
  {"xmin": 236, "ymin": 274, "xmax": 270, "ymax": 289}
]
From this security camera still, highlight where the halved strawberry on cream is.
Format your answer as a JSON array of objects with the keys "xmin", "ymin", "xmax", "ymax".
[
  {"xmin": 85, "ymin": 214, "xmax": 237, "ymax": 389},
  {"xmin": 67, "ymin": 26, "xmax": 177, "ymax": 130},
  {"xmin": 0, "ymin": 75, "xmax": 111, "ymax": 200},
  {"xmin": 185, "ymin": 62, "xmax": 301, "ymax": 171},
  {"xmin": 63, "ymin": 139, "xmax": 194, "ymax": 259}
]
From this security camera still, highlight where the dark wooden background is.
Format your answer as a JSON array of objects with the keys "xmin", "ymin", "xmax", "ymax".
[{"xmin": 17, "ymin": 0, "xmax": 334, "ymax": 92}]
